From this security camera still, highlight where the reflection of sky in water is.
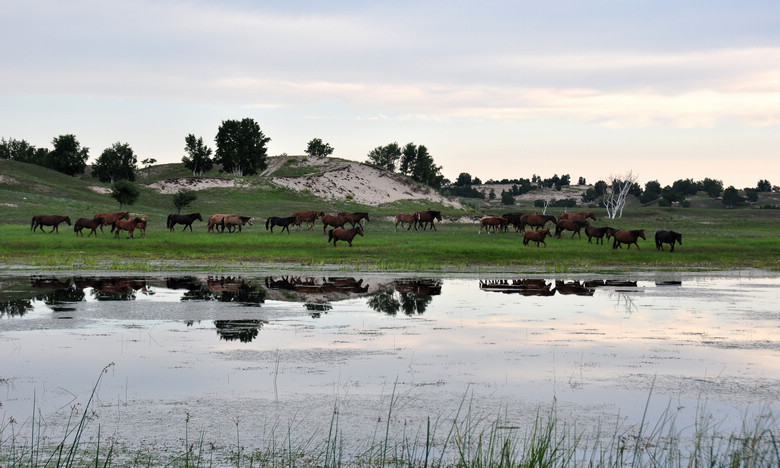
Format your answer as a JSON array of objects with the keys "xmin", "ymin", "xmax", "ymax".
[{"xmin": 1, "ymin": 274, "xmax": 779, "ymax": 449}]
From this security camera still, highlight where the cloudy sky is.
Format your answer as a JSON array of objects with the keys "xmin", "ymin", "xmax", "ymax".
[{"xmin": 2, "ymin": 0, "xmax": 779, "ymax": 188}]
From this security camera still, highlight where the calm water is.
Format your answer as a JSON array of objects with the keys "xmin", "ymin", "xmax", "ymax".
[{"xmin": 1, "ymin": 271, "xmax": 779, "ymax": 454}]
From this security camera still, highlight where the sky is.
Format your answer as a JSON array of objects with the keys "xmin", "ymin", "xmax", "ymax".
[{"xmin": 2, "ymin": 0, "xmax": 779, "ymax": 189}]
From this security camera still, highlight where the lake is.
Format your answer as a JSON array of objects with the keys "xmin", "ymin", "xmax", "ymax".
[{"xmin": 1, "ymin": 270, "xmax": 779, "ymax": 462}]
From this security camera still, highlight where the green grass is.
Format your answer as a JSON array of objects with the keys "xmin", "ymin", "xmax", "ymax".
[{"xmin": 2, "ymin": 158, "xmax": 780, "ymax": 271}]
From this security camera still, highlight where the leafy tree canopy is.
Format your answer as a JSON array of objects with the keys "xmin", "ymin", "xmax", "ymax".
[
  {"xmin": 49, "ymin": 134, "xmax": 89, "ymax": 176},
  {"xmin": 399, "ymin": 143, "xmax": 445, "ymax": 189},
  {"xmin": 172, "ymin": 189, "xmax": 197, "ymax": 214},
  {"xmin": 722, "ymin": 186, "xmax": 745, "ymax": 208},
  {"xmin": 757, "ymin": 179, "xmax": 772, "ymax": 192},
  {"xmin": 305, "ymin": 138, "xmax": 334, "ymax": 158},
  {"xmin": 92, "ymin": 142, "xmax": 137, "ymax": 183},
  {"xmin": 365, "ymin": 142, "xmax": 401, "ymax": 172},
  {"xmin": 183, "ymin": 134, "xmax": 214, "ymax": 176},
  {"xmin": 214, "ymin": 118, "xmax": 270, "ymax": 176},
  {"xmin": 111, "ymin": 180, "xmax": 140, "ymax": 209}
]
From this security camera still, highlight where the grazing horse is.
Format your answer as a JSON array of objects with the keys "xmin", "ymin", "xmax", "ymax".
[
  {"xmin": 415, "ymin": 210, "xmax": 443, "ymax": 231},
  {"xmin": 479, "ymin": 216, "xmax": 509, "ymax": 234},
  {"xmin": 554, "ymin": 219, "xmax": 589, "ymax": 239},
  {"xmin": 585, "ymin": 226, "xmax": 616, "ymax": 244},
  {"xmin": 394, "ymin": 213, "xmax": 419, "ymax": 231},
  {"xmin": 523, "ymin": 228, "xmax": 552, "ymax": 247},
  {"xmin": 655, "ymin": 230, "xmax": 683, "ymax": 252},
  {"xmin": 322, "ymin": 214, "xmax": 349, "ymax": 234},
  {"xmin": 74, "ymin": 217, "xmax": 101, "ymax": 237},
  {"xmin": 207, "ymin": 214, "xmax": 240, "ymax": 232},
  {"xmin": 338, "ymin": 212, "xmax": 370, "ymax": 227},
  {"xmin": 114, "ymin": 217, "xmax": 144, "ymax": 239},
  {"xmin": 94, "ymin": 211, "xmax": 130, "ymax": 232},
  {"xmin": 224, "ymin": 215, "xmax": 252, "ymax": 233},
  {"xmin": 520, "ymin": 213, "xmax": 556, "ymax": 231},
  {"xmin": 266, "ymin": 216, "xmax": 298, "ymax": 233},
  {"xmin": 328, "ymin": 226, "xmax": 364, "ymax": 247},
  {"xmin": 292, "ymin": 210, "xmax": 324, "ymax": 230},
  {"xmin": 31, "ymin": 215, "xmax": 72, "ymax": 234},
  {"xmin": 558, "ymin": 211, "xmax": 597, "ymax": 222},
  {"xmin": 502, "ymin": 212, "xmax": 526, "ymax": 232},
  {"xmin": 167, "ymin": 213, "xmax": 202, "ymax": 231},
  {"xmin": 613, "ymin": 229, "xmax": 646, "ymax": 250}
]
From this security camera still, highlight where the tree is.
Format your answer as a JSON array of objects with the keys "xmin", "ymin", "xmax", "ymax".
[
  {"xmin": 182, "ymin": 134, "xmax": 214, "ymax": 176},
  {"xmin": 603, "ymin": 171, "xmax": 637, "ymax": 219},
  {"xmin": 214, "ymin": 118, "xmax": 270, "ymax": 176},
  {"xmin": 699, "ymin": 178, "xmax": 723, "ymax": 198},
  {"xmin": 456, "ymin": 173, "xmax": 473, "ymax": 186},
  {"xmin": 48, "ymin": 134, "xmax": 89, "ymax": 176},
  {"xmin": 141, "ymin": 158, "xmax": 157, "ymax": 179},
  {"xmin": 722, "ymin": 186, "xmax": 745, "ymax": 208},
  {"xmin": 399, "ymin": 143, "xmax": 445, "ymax": 188},
  {"xmin": 501, "ymin": 190, "xmax": 515, "ymax": 205},
  {"xmin": 757, "ymin": 179, "xmax": 772, "ymax": 192},
  {"xmin": 92, "ymin": 142, "xmax": 137, "ymax": 183},
  {"xmin": 365, "ymin": 142, "xmax": 401, "ymax": 172},
  {"xmin": 578, "ymin": 176, "xmax": 586, "ymax": 185},
  {"xmin": 172, "ymin": 189, "xmax": 197, "ymax": 214},
  {"xmin": 111, "ymin": 180, "xmax": 140, "ymax": 209},
  {"xmin": 305, "ymin": 138, "xmax": 334, "ymax": 158},
  {"xmin": 489, "ymin": 188, "xmax": 496, "ymax": 200},
  {"xmin": 744, "ymin": 188, "xmax": 759, "ymax": 202},
  {"xmin": 0, "ymin": 138, "xmax": 45, "ymax": 164},
  {"xmin": 640, "ymin": 180, "xmax": 662, "ymax": 204}
]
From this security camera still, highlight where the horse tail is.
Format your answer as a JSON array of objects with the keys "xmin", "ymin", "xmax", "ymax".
[
  {"xmin": 266, "ymin": 218, "xmax": 270, "ymax": 230},
  {"xmin": 166, "ymin": 214, "xmax": 172, "ymax": 229},
  {"xmin": 31, "ymin": 216, "xmax": 36, "ymax": 230},
  {"xmin": 328, "ymin": 229, "xmax": 334, "ymax": 244}
]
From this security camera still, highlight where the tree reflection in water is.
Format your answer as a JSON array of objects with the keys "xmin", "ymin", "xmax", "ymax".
[
  {"xmin": 367, "ymin": 280, "xmax": 440, "ymax": 315},
  {"xmin": 214, "ymin": 320, "xmax": 266, "ymax": 342}
]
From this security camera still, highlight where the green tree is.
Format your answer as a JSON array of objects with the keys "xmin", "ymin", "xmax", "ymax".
[
  {"xmin": 111, "ymin": 180, "xmax": 140, "ymax": 209},
  {"xmin": 699, "ymin": 178, "xmax": 723, "ymax": 198},
  {"xmin": 456, "ymin": 173, "xmax": 473, "ymax": 186},
  {"xmin": 365, "ymin": 142, "xmax": 401, "ymax": 171},
  {"xmin": 744, "ymin": 188, "xmax": 759, "ymax": 202},
  {"xmin": 304, "ymin": 138, "xmax": 334, "ymax": 158},
  {"xmin": 182, "ymin": 134, "xmax": 214, "ymax": 176},
  {"xmin": 214, "ymin": 118, "xmax": 270, "ymax": 176},
  {"xmin": 172, "ymin": 189, "xmax": 197, "ymax": 214},
  {"xmin": 640, "ymin": 180, "xmax": 662, "ymax": 204},
  {"xmin": 0, "ymin": 138, "xmax": 45, "ymax": 164},
  {"xmin": 92, "ymin": 142, "xmax": 137, "ymax": 183},
  {"xmin": 48, "ymin": 134, "xmax": 89, "ymax": 176},
  {"xmin": 577, "ymin": 176, "xmax": 586, "ymax": 185},
  {"xmin": 399, "ymin": 143, "xmax": 444, "ymax": 188},
  {"xmin": 722, "ymin": 186, "xmax": 745, "ymax": 208},
  {"xmin": 757, "ymin": 179, "xmax": 772, "ymax": 192},
  {"xmin": 501, "ymin": 190, "xmax": 515, "ymax": 205}
]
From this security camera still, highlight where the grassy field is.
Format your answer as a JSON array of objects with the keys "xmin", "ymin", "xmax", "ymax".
[{"xmin": 2, "ymin": 158, "xmax": 779, "ymax": 271}]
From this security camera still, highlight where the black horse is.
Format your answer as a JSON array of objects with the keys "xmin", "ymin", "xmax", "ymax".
[
  {"xmin": 167, "ymin": 213, "xmax": 203, "ymax": 231},
  {"xmin": 266, "ymin": 216, "xmax": 297, "ymax": 233},
  {"xmin": 655, "ymin": 230, "xmax": 683, "ymax": 252}
]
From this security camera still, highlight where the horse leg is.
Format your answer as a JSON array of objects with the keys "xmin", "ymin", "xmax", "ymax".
[{"xmin": 670, "ymin": 242, "xmax": 675, "ymax": 252}]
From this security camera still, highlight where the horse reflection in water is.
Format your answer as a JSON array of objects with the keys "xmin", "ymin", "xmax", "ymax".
[
  {"xmin": 479, "ymin": 279, "xmax": 556, "ymax": 296},
  {"xmin": 367, "ymin": 279, "xmax": 441, "ymax": 316},
  {"xmin": 214, "ymin": 320, "xmax": 266, "ymax": 343},
  {"xmin": 75, "ymin": 277, "xmax": 148, "ymax": 301}
]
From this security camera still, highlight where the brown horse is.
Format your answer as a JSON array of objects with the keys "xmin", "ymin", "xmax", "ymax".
[
  {"xmin": 554, "ymin": 219, "xmax": 588, "ymax": 239},
  {"xmin": 558, "ymin": 211, "xmax": 597, "ymax": 222},
  {"xmin": 114, "ymin": 217, "xmax": 144, "ymax": 239},
  {"xmin": 415, "ymin": 210, "xmax": 443, "ymax": 231},
  {"xmin": 31, "ymin": 215, "xmax": 72, "ymax": 234},
  {"xmin": 502, "ymin": 212, "xmax": 526, "ymax": 232},
  {"xmin": 292, "ymin": 210, "xmax": 324, "ymax": 230},
  {"xmin": 322, "ymin": 214, "xmax": 349, "ymax": 234},
  {"xmin": 479, "ymin": 216, "xmax": 509, "ymax": 234},
  {"xmin": 338, "ymin": 212, "xmax": 370, "ymax": 227},
  {"xmin": 328, "ymin": 226, "xmax": 364, "ymax": 247},
  {"xmin": 585, "ymin": 226, "xmax": 616, "ymax": 244},
  {"xmin": 136, "ymin": 216, "xmax": 148, "ymax": 238},
  {"xmin": 94, "ymin": 211, "xmax": 130, "ymax": 232},
  {"xmin": 224, "ymin": 215, "xmax": 252, "ymax": 233},
  {"xmin": 74, "ymin": 217, "xmax": 101, "ymax": 237},
  {"xmin": 394, "ymin": 213, "xmax": 418, "ymax": 231},
  {"xmin": 523, "ymin": 228, "xmax": 552, "ymax": 247},
  {"xmin": 207, "ymin": 213, "xmax": 239, "ymax": 232},
  {"xmin": 520, "ymin": 213, "xmax": 556, "ymax": 231},
  {"xmin": 613, "ymin": 229, "xmax": 646, "ymax": 250}
]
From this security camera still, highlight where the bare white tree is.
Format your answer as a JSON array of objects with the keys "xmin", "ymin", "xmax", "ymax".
[{"xmin": 603, "ymin": 171, "xmax": 638, "ymax": 219}]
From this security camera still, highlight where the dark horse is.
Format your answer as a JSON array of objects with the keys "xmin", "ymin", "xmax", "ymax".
[
  {"xmin": 554, "ymin": 219, "xmax": 588, "ymax": 239},
  {"xmin": 167, "ymin": 213, "xmax": 202, "ymax": 231},
  {"xmin": 31, "ymin": 215, "xmax": 71, "ymax": 234},
  {"xmin": 322, "ymin": 214, "xmax": 349, "ymax": 234},
  {"xmin": 266, "ymin": 216, "xmax": 298, "ymax": 233},
  {"xmin": 74, "ymin": 217, "xmax": 101, "ymax": 237},
  {"xmin": 328, "ymin": 226, "xmax": 364, "ymax": 247},
  {"xmin": 585, "ymin": 226, "xmax": 616, "ymax": 245},
  {"xmin": 613, "ymin": 229, "xmax": 646, "ymax": 250},
  {"xmin": 655, "ymin": 230, "xmax": 683, "ymax": 252},
  {"xmin": 338, "ymin": 212, "xmax": 370, "ymax": 227},
  {"xmin": 415, "ymin": 210, "xmax": 443, "ymax": 231}
]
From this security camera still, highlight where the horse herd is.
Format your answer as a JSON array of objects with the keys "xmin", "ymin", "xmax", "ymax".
[
  {"xmin": 28, "ymin": 209, "xmax": 682, "ymax": 251},
  {"xmin": 476, "ymin": 211, "xmax": 682, "ymax": 251}
]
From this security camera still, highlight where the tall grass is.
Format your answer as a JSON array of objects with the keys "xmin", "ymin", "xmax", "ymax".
[{"xmin": 2, "ymin": 374, "xmax": 778, "ymax": 467}]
